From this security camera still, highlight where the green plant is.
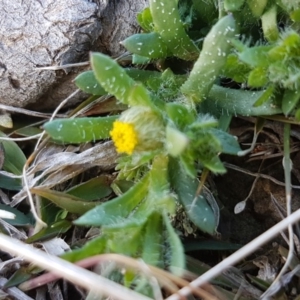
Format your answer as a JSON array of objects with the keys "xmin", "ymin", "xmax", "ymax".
[{"xmin": 40, "ymin": 0, "xmax": 300, "ymax": 297}]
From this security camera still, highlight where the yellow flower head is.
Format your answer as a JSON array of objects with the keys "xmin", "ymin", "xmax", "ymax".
[
  {"xmin": 110, "ymin": 106, "xmax": 165, "ymax": 155},
  {"xmin": 110, "ymin": 120, "xmax": 138, "ymax": 155}
]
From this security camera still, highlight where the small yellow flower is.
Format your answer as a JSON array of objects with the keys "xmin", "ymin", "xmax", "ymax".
[
  {"xmin": 110, "ymin": 106, "xmax": 165, "ymax": 155},
  {"xmin": 110, "ymin": 120, "xmax": 138, "ymax": 155}
]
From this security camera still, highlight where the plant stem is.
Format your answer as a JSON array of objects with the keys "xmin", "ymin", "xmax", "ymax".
[{"xmin": 261, "ymin": 123, "xmax": 293, "ymax": 298}]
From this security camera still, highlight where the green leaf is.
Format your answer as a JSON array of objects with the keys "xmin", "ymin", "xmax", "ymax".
[
  {"xmin": 209, "ymin": 128, "xmax": 241, "ymax": 155},
  {"xmin": 76, "ymin": 69, "xmax": 162, "ymax": 96},
  {"xmin": 62, "ymin": 235, "xmax": 107, "ymax": 262},
  {"xmin": 188, "ymin": 114, "xmax": 218, "ymax": 130},
  {"xmin": 248, "ymin": 67, "xmax": 268, "ymax": 87},
  {"xmin": 221, "ymin": 53, "xmax": 251, "ymax": 83},
  {"xmin": 75, "ymin": 71, "xmax": 107, "ymax": 95},
  {"xmin": 137, "ymin": 7, "xmax": 153, "ymax": 32},
  {"xmin": 123, "ymin": 193, "xmax": 175, "ymax": 231},
  {"xmin": 192, "ymin": 0, "xmax": 218, "ymax": 24},
  {"xmin": 66, "ymin": 176, "xmax": 112, "ymax": 201},
  {"xmin": 132, "ymin": 54, "xmax": 151, "ymax": 64},
  {"xmin": 149, "ymin": 0, "xmax": 199, "ymax": 60},
  {"xmin": 184, "ymin": 239, "xmax": 242, "ymax": 251},
  {"xmin": 186, "ymin": 256, "xmax": 237, "ymax": 288},
  {"xmin": 43, "ymin": 116, "xmax": 118, "ymax": 143},
  {"xmin": 0, "ymin": 204, "xmax": 32, "ymax": 226},
  {"xmin": 261, "ymin": 5, "xmax": 279, "ymax": 42},
  {"xmin": 91, "ymin": 52, "xmax": 154, "ymax": 107},
  {"xmin": 224, "ymin": 0, "xmax": 245, "ymax": 11},
  {"xmin": 296, "ymin": 108, "xmax": 300, "ymax": 120},
  {"xmin": 141, "ymin": 212, "xmax": 163, "ymax": 267},
  {"xmin": 169, "ymin": 158, "xmax": 219, "ymax": 236},
  {"xmin": 218, "ymin": 114, "xmax": 232, "ymax": 131},
  {"xmin": 166, "ymin": 103, "xmax": 196, "ymax": 130},
  {"xmin": 181, "ymin": 15, "xmax": 236, "ymax": 102},
  {"xmin": 0, "ymin": 131, "xmax": 26, "ymax": 175},
  {"xmin": 238, "ymin": 45, "xmax": 273, "ymax": 68},
  {"xmin": 187, "ymin": 129, "xmax": 226, "ymax": 173},
  {"xmin": 253, "ymin": 85, "xmax": 275, "ymax": 107},
  {"xmin": 203, "ymin": 85, "xmax": 282, "ymax": 116},
  {"xmin": 282, "ymin": 89, "xmax": 300, "ymax": 116},
  {"xmin": 122, "ymin": 32, "xmax": 170, "ymax": 59},
  {"xmin": 116, "ymin": 151, "xmax": 156, "ymax": 181},
  {"xmin": 146, "ymin": 154, "xmax": 175, "ymax": 214},
  {"xmin": 0, "ymin": 174, "xmax": 22, "ymax": 191},
  {"xmin": 106, "ymin": 225, "xmax": 144, "ymax": 255},
  {"xmin": 149, "ymin": 154, "xmax": 169, "ymax": 195},
  {"xmin": 290, "ymin": 9, "xmax": 300, "ymax": 22},
  {"xmin": 39, "ymin": 198, "xmax": 64, "ymax": 225},
  {"xmin": 74, "ymin": 173, "xmax": 150, "ymax": 226},
  {"xmin": 88, "ymin": 155, "xmax": 175, "ymax": 230},
  {"xmin": 4, "ymin": 267, "xmax": 36, "ymax": 288},
  {"xmin": 91, "ymin": 53, "xmax": 135, "ymax": 104},
  {"xmin": 247, "ymin": 274, "xmax": 270, "ymax": 290},
  {"xmin": 25, "ymin": 220, "xmax": 72, "ymax": 243},
  {"xmin": 126, "ymin": 69, "xmax": 162, "ymax": 83},
  {"xmin": 31, "ymin": 188, "xmax": 101, "ymax": 214},
  {"xmin": 179, "ymin": 149, "xmax": 197, "ymax": 178},
  {"xmin": 269, "ymin": 31, "xmax": 300, "ymax": 60},
  {"xmin": 111, "ymin": 180, "xmax": 134, "ymax": 196},
  {"xmin": 94, "ymin": 158, "xmax": 173, "ymax": 237},
  {"xmin": 128, "ymin": 83, "xmax": 154, "ymax": 107},
  {"xmin": 163, "ymin": 213, "xmax": 185, "ymax": 275},
  {"xmin": 247, "ymin": 0, "xmax": 268, "ymax": 17},
  {"xmin": 14, "ymin": 126, "xmax": 43, "ymax": 137},
  {"xmin": 200, "ymin": 155, "xmax": 226, "ymax": 174}
]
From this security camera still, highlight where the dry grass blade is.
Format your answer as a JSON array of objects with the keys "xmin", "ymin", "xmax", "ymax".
[
  {"xmin": 0, "ymin": 104, "xmax": 66, "ymax": 118},
  {"xmin": 0, "ymin": 170, "xmax": 22, "ymax": 179},
  {"xmin": 0, "ymin": 258, "xmax": 23, "ymax": 272},
  {"xmin": 11, "ymin": 141, "xmax": 117, "ymax": 206},
  {"xmin": 0, "ymin": 112, "xmax": 12, "ymax": 128},
  {"xmin": 224, "ymin": 162, "xmax": 300, "ymax": 189},
  {"xmin": 0, "ymin": 134, "xmax": 43, "ymax": 141},
  {"xmin": 0, "ymin": 233, "xmax": 152, "ymax": 300},
  {"xmin": 0, "ymin": 209, "xmax": 15, "ymax": 219},
  {"xmin": 19, "ymin": 254, "xmax": 218, "ymax": 300},
  {"xmin": 165, "ymin": 208, "xmax": 300, "ymax": 300},
  {"xmin": 0, "ymin": 89, "xmax": 82, "ymax": 228},
  {"xmin": 34, "ymin": 61, "xmax": 90, "ymax": 70},
  {"xmin": 0, "ymin": 277, "xmax": 34, "ymax": 300},
  {"xmin": 0, "ymin": 218, "xmax": 27, "ymax": 239},
  {"xmin": 234, "ymin": 160, "xmax": 264, "ymax": 214}
]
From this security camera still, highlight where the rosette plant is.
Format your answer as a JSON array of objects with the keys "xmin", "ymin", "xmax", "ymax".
[{"xmin": 41, "ymin": 0, "xmax": 299, "ymax": 296}]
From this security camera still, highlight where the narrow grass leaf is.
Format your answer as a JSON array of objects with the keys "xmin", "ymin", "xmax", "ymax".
[
  {"xmin": 66, "ymin": 176, "xmax": 112, "ymax": 201},
  {"xmin": 25, "ymin": 220, "xmax": 72, "ymax": 243},
  {"xmin": 31, "ymin": 188, "xmax": 101, "ymax": 214},
  {"xmin": 74, "ymin": 173, "xmax": 150, "ymax": 226},
  {"xmin": 61, "ymin": 235, "xmax": 107, "ymax": 262},
  {"xmin": 0, "ymin": 131, "xmax": 26, "ymax": 175},
  {"xmin": 0, "ymin": 204, "xmax": 32, "ymax": 226},
  {"xmin": 4, "ymin": 267, "xmax": 35, "ymax": 288}
]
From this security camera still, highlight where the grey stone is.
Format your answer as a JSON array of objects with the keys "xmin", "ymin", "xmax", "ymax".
[{"xmin": 0, "ymin": 0, "xmax": 147, "ymax": 110}]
